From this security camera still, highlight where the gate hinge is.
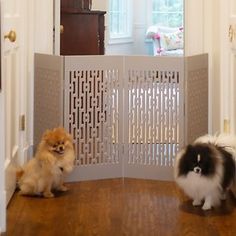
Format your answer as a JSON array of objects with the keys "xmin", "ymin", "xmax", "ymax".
[
  {"xmin": 224, "ymin": 119, "xmax": 230, "ymax": 133},
  {"xmin": 20, "ymin": 115, "xmax": 26, "ymax": 131}
]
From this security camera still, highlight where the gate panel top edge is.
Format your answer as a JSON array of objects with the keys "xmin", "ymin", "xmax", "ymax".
[
  {"xmin": 124, "ymin": 56, "xmax": 184, "ymax": 72},
  {"xmin": 64, "ymin": 55, "xmax": 124, "ymax": 71},
  {"xmin": 35, "ymin": 53, "xmax": 64, "ymax": 71}
]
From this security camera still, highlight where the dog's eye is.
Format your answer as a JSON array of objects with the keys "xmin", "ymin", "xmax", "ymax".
[
  {"xmin": 60, "ymin": 141, "xmax": 64, "ymax": 145},
  {"xmin": 53, "ymin": 144, "xmax": 57, "ymax": 148}
]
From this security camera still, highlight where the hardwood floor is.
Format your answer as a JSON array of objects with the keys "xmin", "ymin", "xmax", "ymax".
[{"xmin": 6, "ymin": 178, "xmax": 236, "ymax": 236}]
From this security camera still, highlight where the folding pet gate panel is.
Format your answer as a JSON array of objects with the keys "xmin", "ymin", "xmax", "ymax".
[{"xmin": 34, "ymin": 54, "xmax": 208, "ymax": 181}]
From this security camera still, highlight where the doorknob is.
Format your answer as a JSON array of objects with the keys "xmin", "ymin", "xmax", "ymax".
[{"xmin": 4, "ymin": 30, "xmax": 16, "ymax": 42}]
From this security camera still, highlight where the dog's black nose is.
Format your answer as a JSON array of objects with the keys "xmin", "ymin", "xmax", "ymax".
[
  {"xmin": 59, "ymin": 146, "xmax": 64, "ymax": 151},
  {"xmin": 194, "ymin": 167, "xmax": 201, "ymax": 174}
]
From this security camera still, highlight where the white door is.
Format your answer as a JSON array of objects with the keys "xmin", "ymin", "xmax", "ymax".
[
  {"xmin": 220, "ymin": 0, "xmax": 236, "ymax": 133},
  {"xmin": 0, "ymin": 0, "xmax": 25, "ymax": 232},
  {"xmin": 2, "ymin": 0, "xmax": 25, "ymax": 222}
]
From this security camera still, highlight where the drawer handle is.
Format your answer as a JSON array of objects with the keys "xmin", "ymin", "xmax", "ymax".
[{"xmin": 60, "ymin": 25, "xmax": 64, "ymax": 34}]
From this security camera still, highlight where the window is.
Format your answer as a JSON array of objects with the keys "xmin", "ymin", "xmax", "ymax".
[
  {"xmin": 152, "ymin": 0, "xmax": 183, "ymax": 27},
  {"xmin": 109, "ymin": 0, "xmax": 132, "ymax": 43}
]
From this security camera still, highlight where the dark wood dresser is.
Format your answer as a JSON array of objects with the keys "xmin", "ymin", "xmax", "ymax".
[{"xmin": 60, "ymin": 9, "xmax": 106, "ymax": 55}]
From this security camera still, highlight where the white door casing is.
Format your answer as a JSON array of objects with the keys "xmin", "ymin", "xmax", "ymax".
[
  {"xmin": 0, "ymin": 2, "xmax": 5, "ymax": 231},
  {"xmin": 220, "ymin": 0, "xmax": 236, "ymax": 134},
  {"xmin": 53, "ymin": 0, "xmax": 60, "ymax": 55},
  {"xmin": 34, "ymin": 0, "xmax": 54, "ymax": 54},
  {"xmin": 228, "ymin": 0, "xmax": 236, "ymax": 134}
]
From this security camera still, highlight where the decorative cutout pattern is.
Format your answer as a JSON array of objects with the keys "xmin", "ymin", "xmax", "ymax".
[
  {"xmin": 66, "ymin": 68, "xmax": 181, "ymax": 168},
  {"xmin": 66, "ymin": 70, "xmax": 120, "ymax": 166},
  {"xmin": 127, "ymin": 70, "xmax": 180, "ymax": 167}
]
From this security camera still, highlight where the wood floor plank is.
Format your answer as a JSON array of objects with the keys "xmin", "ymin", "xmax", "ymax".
[{"xmin": 6, "ymin": 178, "xmax": 236, "ymax": 236}]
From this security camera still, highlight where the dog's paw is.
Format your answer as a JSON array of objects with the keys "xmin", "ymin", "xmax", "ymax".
[
  {"xmin": 192, "ymin": 199, "xmax": 202, "ymax": 206},
  {"xmin": 220, "ymin": 192, "xmax": 227, "ymax": 200},
  {"xmin": 43, "ymin": 192, "xmax": 54, "ymax": 198},
  {"xmin": 202, "ymin": 202, "xmax": 212, "ymax": 210},
  {"xmin": 58, "ymin": 185, "xmax": 68, "ymax": 192}
]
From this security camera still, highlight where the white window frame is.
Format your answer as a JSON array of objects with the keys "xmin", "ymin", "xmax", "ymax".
[
  {"xmin": 146, "ymin": 0, "xmax": 183, "ymax": 28},
  {"xmin": 108, "ymin": 0, "xmax": 133, "ymax": 44}
]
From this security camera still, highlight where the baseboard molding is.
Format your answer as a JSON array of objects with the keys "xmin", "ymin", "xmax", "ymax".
[
  {"xmin": 0, "ymin": 190, "xmax": 6, "ymax": 233},
  {"xmin": 21, "ymin": 144, "xmax": 34, "ymax": 164}
]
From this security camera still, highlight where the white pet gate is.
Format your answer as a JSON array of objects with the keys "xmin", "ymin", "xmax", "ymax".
[{"xmin": 34, "ymin": 54, "xmax": 208, "ymax": 181}]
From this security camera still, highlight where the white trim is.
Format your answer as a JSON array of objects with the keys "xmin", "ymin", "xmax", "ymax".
[
  {"xmin": 27, "ymin": 0, "xmax": 35, "ymax": 150},
  {"xmin": 53, "ymin": 0, "xmax": 60, "ymax": 55},
  {"xmin": 108, "ymin": 23, "xmax": 146, "ymax": 45},
  {"xmin": 219, "ymin": 0, "xmax": 230, "ymax": 132},
  {"xmin": 0, "ymin": 190, "xmax": 6, "ymax": 233},
  {"xmin": 21, "ymin": 144, "xmax": 33, "ymax": 164},
  {"xmin": 34, "ymin": 0, "xmax": 54, "ymax": 54},
  {"xmin": 184, "ymin": 0, "xmax": 204, "ymax": 56},
  {"xmin": 0, "ymin": 0, "xmax": 6, "ymax": 230},
  {"xmin": 0, "ymin": 0, "xmax": 5, "ymax": 231},
  {"xmin": 229, "ymin": 52, "xmax": 236, "ymax": 133},
  {"xmin": 108, "ymin": 36, "xmax": 133, "ymax": 45}
]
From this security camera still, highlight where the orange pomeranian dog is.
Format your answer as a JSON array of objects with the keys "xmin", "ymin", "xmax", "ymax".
[{"xmin": 17, "ymin": 127, "xmax": 75, "ymax": 198}]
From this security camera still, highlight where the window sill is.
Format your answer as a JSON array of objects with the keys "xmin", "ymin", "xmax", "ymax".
[{"xmin": 108, "ymin": 37, "xmax": 134, "ymax": 45}]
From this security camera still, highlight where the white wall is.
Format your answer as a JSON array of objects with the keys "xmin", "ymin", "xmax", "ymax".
[
  {"xmin": 204, "ymin": 0, "xmax": 221, "ymax": 134},
  {"xmin": 204, "ymin": 0, "xmax": 221, "ymax": 133},
  {"xmin": 26, "ymin": 0, "xmax": 55, "ymax": 155},
  {"xmin": 184, "ymin": 0, "xmax": 204, "ymax": 56},
  {"xmin": 34, "ymin": 0, "xmax": 54, "ymax": 54},
  {"xmin": 185, "ymin": 0, "xmax": 221, "ymax": 134}
]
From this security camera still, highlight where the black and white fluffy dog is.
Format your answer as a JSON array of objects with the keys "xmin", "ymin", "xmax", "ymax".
[{"xmin": 174, "ymin": 134, "xmax": 236, "ymax": 210}]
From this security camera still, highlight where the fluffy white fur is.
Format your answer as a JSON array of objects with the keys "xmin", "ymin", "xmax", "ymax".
[{"xmin": 175, "ymin": 134, "xmax": 236, "ymax": 210}]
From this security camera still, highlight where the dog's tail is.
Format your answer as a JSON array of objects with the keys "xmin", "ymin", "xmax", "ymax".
[
  {"xmin": 195, "ymin": 133, "xmax": 236, "ymax": 148},
  {"xmin": 16, "ymin": 167, "xmax": 24, "ymax": 181},
  {"xmin": 195, "ymin": 133, "xmax": 236, "ymax": 158}
]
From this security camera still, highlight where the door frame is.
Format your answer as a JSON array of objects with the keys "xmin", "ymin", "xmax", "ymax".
[
  {"xmin": 219, "ymin": 0, "xmax": 236, "ymax": 134},
  {"xmin": 0, "ymin": 2, "xmax": 6, "ymax": 232},
  {"xmin": 53, "ymin": 0, "xmax": 60, "ymax": 55}
]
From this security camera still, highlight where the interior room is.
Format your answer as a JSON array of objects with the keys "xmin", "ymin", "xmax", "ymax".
[{"xmin": 1, "ymin": 0, "xmax": 236, "ymax": 235}]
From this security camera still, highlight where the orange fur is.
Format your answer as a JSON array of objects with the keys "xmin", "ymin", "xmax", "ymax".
[
  {"xmin": 16, "ymin": 168, "xmax": 24, "ymax": 181},
  {"xmin": 18, "ymin": 127, "xmax": 75, "ymax": 198}
]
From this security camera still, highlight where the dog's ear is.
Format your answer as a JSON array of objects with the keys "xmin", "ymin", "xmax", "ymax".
[
  {"xmin": 186, "ymin": 144, "xmax": 193, "ymax": 152},
  {"xmin": 42, "ymin": 129, "xmax": 51, "ymax": 141},
  {"xmin": 54, "ymin": 127, "xmax": 65, "ymax": 132},
  {"xmin": 66, "ymin": 133, "xmax": 73, "ymax": 143}
]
